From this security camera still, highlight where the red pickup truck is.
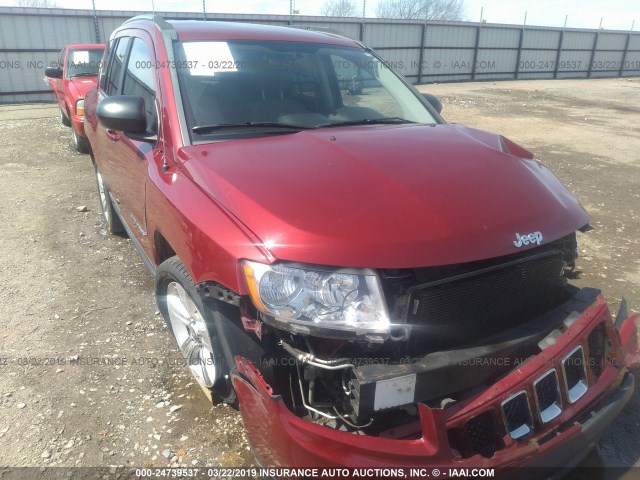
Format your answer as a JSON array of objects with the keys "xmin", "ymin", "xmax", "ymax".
[
  {"xmin": 45, "ymin": 44, "xmax": 105, "ymax": 153},
  {"xmin": 83, "ymin": 15, "xmax": 639, "ymax": 474}
]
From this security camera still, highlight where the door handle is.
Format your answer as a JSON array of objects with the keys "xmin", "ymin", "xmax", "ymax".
[{"xmin": 105, "ymin": 129, "xmax": 120, "ymax": 142}]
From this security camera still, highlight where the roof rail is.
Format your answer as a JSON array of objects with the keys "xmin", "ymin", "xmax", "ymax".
[
  {"xmin": 287, "ymin": 25, "xmax": 365, "ymax": 47},
  {"xmin": 121, "ymin": 14, "xmax": 177, "ymax": 38}
]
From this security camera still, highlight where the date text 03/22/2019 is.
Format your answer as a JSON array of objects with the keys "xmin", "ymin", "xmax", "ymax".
[{"xmin": 135, "ymin": 467, "xmax": 496, "ymax": 479}]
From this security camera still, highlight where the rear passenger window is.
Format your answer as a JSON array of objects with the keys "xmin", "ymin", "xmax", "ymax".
[
  {"xmin": 105, "ymin": 37, "xmax": 130, "ymax": 96},
  {"xmin": 122, "ymin": 38, "xmax": 157, "ymax": 133}
]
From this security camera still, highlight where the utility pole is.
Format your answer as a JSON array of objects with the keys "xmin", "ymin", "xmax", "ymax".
[
  {"xmin": 360, "ymin": 0, "xmax": 366, "ymax": 42},
  {"xmin": 91, "ymin": 0, "xmax": 100, "ymax": 43}
]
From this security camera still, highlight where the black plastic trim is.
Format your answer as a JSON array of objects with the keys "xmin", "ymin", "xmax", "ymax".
[{"xmin": 197, "ymin": 282, "xmax": 242, "ymax": 306}]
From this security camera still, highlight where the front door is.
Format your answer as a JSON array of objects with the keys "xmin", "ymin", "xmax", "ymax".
[{"xmin": 105, "ymin": 34, "xmax": 160, "ymax": 253}]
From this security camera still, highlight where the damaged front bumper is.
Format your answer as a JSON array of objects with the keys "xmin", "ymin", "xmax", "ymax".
[{"xmin": 231, "ymin": 292, "xmax": 639, "ymax": 470}]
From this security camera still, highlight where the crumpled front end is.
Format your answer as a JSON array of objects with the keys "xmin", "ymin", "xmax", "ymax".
[{"xmin": 231, "ymin": 292, "xmax": 638, "ymax": 470}]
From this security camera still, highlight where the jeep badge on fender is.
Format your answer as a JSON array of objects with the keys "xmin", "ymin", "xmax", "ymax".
[{"xmin": 513, "ymin": 231, "xmax": 543, "ymax": 247}]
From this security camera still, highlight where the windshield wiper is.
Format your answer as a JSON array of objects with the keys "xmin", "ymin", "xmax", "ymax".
[
  {"xmin": 192, "ymin": 118, "xmax": 416, "ymax": 134},
  {"xmin": 317, "ymin": 117, "xmax": 416, "ymax": 128},
  {"xmin": 192, "ymin": 122, "xmax": 312, "ymax": 134},
  {"xmin": 69, "ymin": 72, "xmax": 98, "ymax": 78}
]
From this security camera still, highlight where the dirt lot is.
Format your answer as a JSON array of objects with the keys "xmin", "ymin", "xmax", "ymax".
[{"xmin": 0, "ymin": 78, "xmax": 639, "ymax": 475}]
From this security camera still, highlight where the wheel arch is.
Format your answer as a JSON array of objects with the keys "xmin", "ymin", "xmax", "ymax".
[{"xmin": 153, "ymin": 230, "xmax": 177, "ymax": 267}]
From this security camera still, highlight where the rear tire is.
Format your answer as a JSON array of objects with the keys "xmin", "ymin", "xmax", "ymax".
[
  {"xmin": 60, "ymin": 108, "xmax": 71, "ymax": 127},
  {"xmin": 155, "ymin": 257, "xmax": 237, "ymax": 405},
  {"xmin": 93, "ymin": 161, "xmax": 124, "ymax": 235}
]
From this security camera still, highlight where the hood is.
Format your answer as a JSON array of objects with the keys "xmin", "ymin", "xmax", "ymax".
[
  {"xmin": 68, "ymin": 77, "xmax": 98, "ymax": 101},
  {"xmin": 179, "ymin": 124, "xmax": 589, "ymax": 268}
]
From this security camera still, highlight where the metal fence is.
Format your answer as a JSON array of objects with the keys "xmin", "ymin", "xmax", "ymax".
[{"xmin": 1, "ymin": 6, "xmax": 639, "ymax": 103}]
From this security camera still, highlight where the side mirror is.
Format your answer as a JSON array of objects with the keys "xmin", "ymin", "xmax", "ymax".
[
  {"xmin": 97, "ymin": 96, "xmax": 147, "ymax": 133},
  {"xmin": 45, "ymin": 67, "xmax": 63, "ymax": 79},
  {"xmin": 422, "ymin": 93, "xmax": 442, "ymax": 114}
]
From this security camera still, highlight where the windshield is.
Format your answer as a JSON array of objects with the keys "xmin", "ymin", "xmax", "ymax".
[
  {"xmin": 173, "ymin": 40, "xmax": 438, "ymax": 140},
  {"xmin": 66, "ymin": 48, "xmax": 104, "ymax": 78}
]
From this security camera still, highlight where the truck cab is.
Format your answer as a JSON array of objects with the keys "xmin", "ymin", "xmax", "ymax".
[{"xmin": 45, "ymin": 43, "xmax": 105, "ymax": 152}]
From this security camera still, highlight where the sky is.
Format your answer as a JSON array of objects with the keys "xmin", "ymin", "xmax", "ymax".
[{"xmin": 4, "ymin": 0, "xmax": 639, "ymax": 30}]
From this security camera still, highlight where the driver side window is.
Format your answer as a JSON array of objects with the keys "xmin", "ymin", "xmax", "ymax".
[
  {"xmin": 121, "ymin": 37, "xmax": 157, "ymax": 133},
  {"xmin": 104, "ymin": 37, "xmax": 131, "ymax": 96}
]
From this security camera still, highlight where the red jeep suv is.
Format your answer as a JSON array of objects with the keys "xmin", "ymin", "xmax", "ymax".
[{"xmin": 83, "ymin": 15, "xmax": 639, "ymax": 473}]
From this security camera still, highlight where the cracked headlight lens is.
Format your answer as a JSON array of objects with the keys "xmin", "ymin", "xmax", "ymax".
[{"xmin": 242, "ymin": 260, "xmax": 389, "ymax": 340}]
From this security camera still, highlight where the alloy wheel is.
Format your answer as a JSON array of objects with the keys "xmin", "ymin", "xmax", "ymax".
[{"xmin": 166, "ymin": 281, "xmax": 218, "ymax": 387}]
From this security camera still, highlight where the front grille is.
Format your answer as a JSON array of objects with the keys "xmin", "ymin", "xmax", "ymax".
[
  {"xmin": 406, "ymin": 250, "xmax": 565, "ymax": 352},
  {"xmin": 447, "ymin": 411, "xmax": 503, "ymax": 459},
  {"xmin": 588, "ymin": 323, "xmax": 607, "ymax": 379},
  {"xmin": 466, "ymin": 411, "xmax": 502, "ymax": 456},
  {"xmin": 501, "ymin": 390, "xmax": 533, "ymax": 440},
  {"xmin": 562, "ymin": 345, "xmax": 588, "ymax": 403},
  {"xmin": 533, "ymin": 369, "xmax": 562, "ymax": 423},
  {"xmin": 448, "ymin": 326, "xmax": 613, "ymax": 455}
]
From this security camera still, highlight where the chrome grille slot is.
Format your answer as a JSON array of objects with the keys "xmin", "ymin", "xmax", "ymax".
[
  {"xmin": 562, "ymin": 345, "xmax": 588, "ymax": 403},
  {"xmin": 533, "ymin": 369, "xmax": 562, "ymax": 423},
  {"xmin": 501, "ymin": 390, "xmax": 533, "ymax": 440}
]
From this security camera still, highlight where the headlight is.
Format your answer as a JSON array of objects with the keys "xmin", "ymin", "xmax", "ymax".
[
  {"xmin": 242, "ymin": 261, "xmax": 389, "ymax": 341},
  {"xmin": 75, "ymin": 99, "xmax": 85, "ymax": 116}
]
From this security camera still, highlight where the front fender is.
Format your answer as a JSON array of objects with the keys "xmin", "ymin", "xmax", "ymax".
[{"xmin": 145, "ymin": 161, "xmax": 269, "ymax": 295}]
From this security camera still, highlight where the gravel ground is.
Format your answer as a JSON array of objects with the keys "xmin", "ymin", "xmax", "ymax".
[
  {"xmin": 0, "ymin": 104, "xmax": 252, "ymax": 474},
  {"xmin": 0, "ymin": 77, "xmax": 639, "ymax": 477}
]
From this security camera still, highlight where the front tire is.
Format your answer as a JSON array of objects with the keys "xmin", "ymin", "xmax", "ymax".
[
  {"xmin": 93, "ymin": 162, "xmax": 124, "ymax": 235},
  {"xmin": 72, "ymin": 126, "xmax": 89, "ymax": 153},
  {"xmin": 60, "ymin": 108, "xmax": 71, "ymax": 127},
  {"xmin": 155, "ymin": 257, "xmax": 237, "ymax": 404}
]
